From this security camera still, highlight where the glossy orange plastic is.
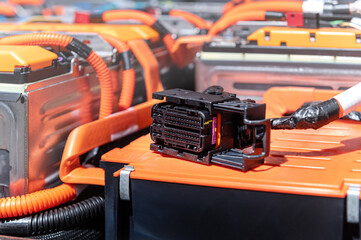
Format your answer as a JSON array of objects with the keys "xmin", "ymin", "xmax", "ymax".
[
  {"xmin": 167, "ymin": 35, "xmax": 212, "ymax": 68},
  {"xmin": 248, "ymin": 27, "xmax": 361, "ymax": 48},
  {"xmin": 264, "ymin": 87, "xmax": 341, "ymax": 118},
  {"xmin": 60, "ymin": 99, "xmax": 161, "ymax": 186},
  {"xmin": 102, "ymin": 87, "xmax": 361, "ymax": 198},
  {"xmin": 0, "ymin": 45, "xmax": 57, "ymax": 71},
  {"xmin": 58, "ymin": 29, "xmax": 164, "ymax": 186}
]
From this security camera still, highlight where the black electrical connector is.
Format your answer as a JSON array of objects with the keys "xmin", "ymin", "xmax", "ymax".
[
  {"xmin": 303, "ymin": 13, "xmax": 320, "ymax": 29},
  {"xmin": 150, "ymin": 86, "xmax": 270, "ymax": 171}
]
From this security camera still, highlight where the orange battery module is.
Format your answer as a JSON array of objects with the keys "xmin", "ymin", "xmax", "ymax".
[{"xmin": 101, "ymin": 87, "xmax": 361, "ymax": 239}]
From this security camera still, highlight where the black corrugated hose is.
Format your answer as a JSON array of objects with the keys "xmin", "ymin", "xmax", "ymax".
[
  {"xmin": 31, "ymin": 226, "xmax": 104, "ymax": 240},
  {"xmin": 0, "ymin": 196, "xmax": 104, "ymax": 238}
]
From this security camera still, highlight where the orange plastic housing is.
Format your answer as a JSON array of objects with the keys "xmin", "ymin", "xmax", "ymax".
[
  {"xmin": 0, "ymin": 23, "xmax": 160, "ymax": 43},
  {"xmin": 0, "ymin": 45, "xmax": 57, "ymax": 71},
  {"xmin": 102, "ymin": 87, "xmax": 361, "ymax": 198},
  {"xmin": 248, "ymin": 27, "xmax": 361, "ymax": 48}
]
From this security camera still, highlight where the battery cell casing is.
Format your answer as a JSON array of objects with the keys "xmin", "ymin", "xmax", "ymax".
[{"xmin": 196, "ymin": 41, "xmax": 361, "ymax": 102}]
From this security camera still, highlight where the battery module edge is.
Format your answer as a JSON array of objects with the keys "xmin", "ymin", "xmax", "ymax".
[{"xmin": 150, "ymin": 86, "xmax": 270, "ymax": 171}]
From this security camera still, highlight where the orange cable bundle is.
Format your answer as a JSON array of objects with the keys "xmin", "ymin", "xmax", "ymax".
[
  {"xmin": 0, "ymin": 184, "xmax": 76, "ymax": 218},
  {"xmin": 102, "ymin": 10, "xmax": 181, "ymax": 67},
  {"xmin": 86, "ymin": 51, "xmax": 114, "ymax": 118},
  {"xmin": 101, "ymin": 34, "xmax": 136, "ymax": 110}
]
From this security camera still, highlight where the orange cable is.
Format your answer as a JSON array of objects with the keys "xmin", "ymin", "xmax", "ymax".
[
  {"xmin": 118, "ymin": 69, "xmax": 136, "ymax": 110},
  {"xmin": 169, "ymin": 9, "xmax": 211, "ymax": 30},
  {"xmin": 223, "ymin": 1, "xmax": 303, "ymax": 19},
  {"xmin": 223, "ymin": 1, "xmax": 238, "ymax": 13},
  {"xmin": 208, "ymin": 11, "xmax": 266, "ymax": 36},
  {"xmin": 102, "ymin": 10, "xmax": 180, "ymax": 67},
  {"xmin": 0, "ymin": 2, "xmax": 16, "ymax": 17},
  {"xmin": 101, "ymin": 34, "xmax": 136, "ymax": 110},
  {"xmin": 0, "ymin": 184, "xmax": 76, "ymax": 219},
  {"xmin": 102, "ymin": 9, "xmax": 157, "ymax": 25},
  {"xmin": 0, "ymin": 32, "xmax": 72, "ymax": 47},
  {"xmin": 86, "ymin": 51, "xmax": 114, "ymax": 118},
  {"xmin": 162, "ymin": 33, "xmax": 179, "ymax": 67},
  {"xmin": 222, "ymin": 0, "xmax": 300, "ymax": 13}
]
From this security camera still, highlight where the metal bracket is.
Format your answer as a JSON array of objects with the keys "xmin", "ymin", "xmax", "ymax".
[
  {"xmin": 70, "ymin": 56, "xmax": 80, "ymax": 77},
  {"xmin": 119, "ymin": 165, "xmax": 134, "ymax": 201},
  {"xmin": 347, "ymin": 184, "xmax": 360, "ymax": 224}
]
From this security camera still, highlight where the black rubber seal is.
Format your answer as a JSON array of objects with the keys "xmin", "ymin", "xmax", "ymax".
[
  {"xmin": 151, "ymin": 20, "xmax": 170, "ymax": 38},
  {"xmin": 66, "ymin": 38, "xmax": 93, "ymax": 59},
  {"xmin": 121, "ymin": 51, "xmax": 133, "ymax": 70},
  {"xmin": 271, "ymin": 98, "xmax": 340, "ymax": 129},
  {"xmin": 265, "ymin": 11, "xmax": 285, "ymax": 21}
]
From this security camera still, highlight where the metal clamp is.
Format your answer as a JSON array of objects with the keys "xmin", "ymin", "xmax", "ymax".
[
  {"xmin": 347, "ymin": 184, "xmax": 360, "ymax": 224},
  {"xmin": 119, "ymin": 165, "xmax": 134, "ymax": 201}
]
